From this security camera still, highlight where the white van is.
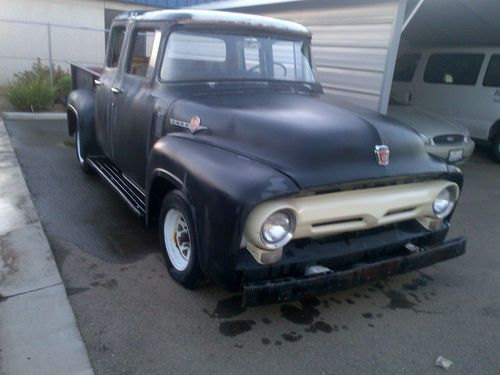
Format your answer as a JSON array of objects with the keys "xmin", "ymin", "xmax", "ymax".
[{"xmin": 391, "ymin": 47, "xmax": 500, "ymax": 161}]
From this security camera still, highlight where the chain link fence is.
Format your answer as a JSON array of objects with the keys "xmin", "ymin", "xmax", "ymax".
[{"xmin": 0, "ymin": 18, "xmax": 109, "ymax": 85}]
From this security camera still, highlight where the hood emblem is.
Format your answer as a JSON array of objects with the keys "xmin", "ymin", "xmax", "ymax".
[
  {"xmin": 374, "ymin": 145, "xmax": 390, "ymax": 166},
  {"xmin": 170, "ymin": 116, "xmax": 207, "ymax": 134}
]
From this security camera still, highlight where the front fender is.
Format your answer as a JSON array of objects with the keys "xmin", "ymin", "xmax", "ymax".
[{"xmin": 146, "ymin": 135, "xmax": 299, "ymax": 289}]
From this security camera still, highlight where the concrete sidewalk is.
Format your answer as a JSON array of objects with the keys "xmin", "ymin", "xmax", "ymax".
[{"xmin": 0, "ymin": 120, "xmax": 93, "ymax": 375}]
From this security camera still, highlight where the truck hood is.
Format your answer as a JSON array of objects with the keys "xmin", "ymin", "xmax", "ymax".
[{"xmin": 168, "ymin": 90, "xmax": 448, "ymax": 190}]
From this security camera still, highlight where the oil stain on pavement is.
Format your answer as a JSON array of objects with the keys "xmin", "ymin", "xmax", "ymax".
[{"xmin": 204, "ymin": 271, "xmax": 440, "ymax": 346}]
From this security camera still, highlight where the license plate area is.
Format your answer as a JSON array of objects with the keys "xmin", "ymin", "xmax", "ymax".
[{"xmin": 448, "ymin": 149, "xmax": 463, "ymax": 163}]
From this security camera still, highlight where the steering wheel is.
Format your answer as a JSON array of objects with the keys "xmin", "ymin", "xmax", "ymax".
[{"xmin": 244, "ymin": 62, "xmax": 287, "ymax": 78}]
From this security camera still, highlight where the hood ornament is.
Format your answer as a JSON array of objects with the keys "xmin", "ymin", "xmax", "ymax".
[
  {"xmin": 374, "ymin": 145, "xmax": 390, "ymax": 166},
  {"xmin": 170, "ymin": 115, "xmax": 207, "ymax": 134}
]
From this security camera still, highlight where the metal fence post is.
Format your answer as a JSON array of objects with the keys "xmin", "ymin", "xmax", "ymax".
[{"xmin": 47, "ymin": 22, "xmax": 54, "ymax": 87}]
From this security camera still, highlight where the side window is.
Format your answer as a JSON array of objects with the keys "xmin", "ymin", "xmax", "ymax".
[
  {"xmin": 483, "ymin": 55, "xmax": 500, "ymax": 87},
  {"xmin": 393, "ymin": 53, "xmax": 421, "ymax": 82},
  {"xmin": 106, "ymin": 26, "xmax": 126, "ymax": 68},
  {"xmin": 127, "ymin": 29, "xmax": 161, "ymax": 78},
  {"xmin": 423, "ymin": 53, "xmax": 484, "ymax": 85}
]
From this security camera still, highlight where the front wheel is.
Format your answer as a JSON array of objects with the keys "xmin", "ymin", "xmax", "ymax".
[
  {"xmin": 75, "ymin": 128, "xmax": 92, "ymax": 173},
  {"xmin": 491, "ymin": 134, "xmax": 500, "ymax": 163},
  {"xmin": 159, "ymin": 190, "xmax": 202, "ymax": 289}
]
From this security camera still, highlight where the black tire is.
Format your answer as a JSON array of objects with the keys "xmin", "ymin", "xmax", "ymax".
[
  {"xmin": 491, "ymin": 134, "xmax": 500, "ymax": 163},
  {"xmin": 75, "ymin": 128, "xmax": 92, "ymax": 173},
  {"xmin": 159, "ymin": 190, "xmax": 202, "ymax": 289}
]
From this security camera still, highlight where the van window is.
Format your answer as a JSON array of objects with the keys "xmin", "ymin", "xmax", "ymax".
[
  {"xmin": 483, "ymin": 55, "xmax": 500, "ymax": 87},
  {"xmin": 107, "ymin": 26, "xmax": 126, "ymax": 68},
  {"xmin": 424, "ymin": 53, "xmax": 484, "ymax": 85},
  {"xmin": 393, "ymin": 53, "xmax": 421, "ymax": 82}
]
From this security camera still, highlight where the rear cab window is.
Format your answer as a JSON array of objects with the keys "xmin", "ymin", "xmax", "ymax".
[
  {"xmin": 423, "ymin": 53, "xmax": 484, "ymax": 85},
  {"xmin": 393, "ymin": 53, "xmax": 421, "ymax": 82},
  {"xmin": 483, "ymin": 54, "xmax": 500, "ymax": 87},
  {"xmin": 106, "ymin": 25, "xmax": 127, "ymax": 68}
]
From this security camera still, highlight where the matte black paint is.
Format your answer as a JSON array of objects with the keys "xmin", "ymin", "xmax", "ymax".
[{"xmin": 68, "ymin": 11, "xmax": 466, "ymax": 292}]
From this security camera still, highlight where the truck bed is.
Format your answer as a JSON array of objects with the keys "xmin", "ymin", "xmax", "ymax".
[{"xmin": 69, "ymin": 62, "xmax": 103, "ymax": 91}]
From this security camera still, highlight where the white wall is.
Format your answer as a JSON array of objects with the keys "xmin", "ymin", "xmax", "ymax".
[{"xmin": 0, "ymin": 0, "xmax": 158, "ymax": 85}]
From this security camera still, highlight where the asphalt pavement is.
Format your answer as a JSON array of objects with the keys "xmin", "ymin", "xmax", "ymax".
[{"xmin": 5, "ymin": 119, "xmax": 500, "ymax": 375}]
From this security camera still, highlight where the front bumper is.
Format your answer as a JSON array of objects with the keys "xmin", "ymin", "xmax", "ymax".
[
  {"xmin": 426, "ymin": 140, "xmax": 475, "ymax": 163},
  {"xmin": 242, "ymin": 237, "xmax": 466, "ymax": 306}
]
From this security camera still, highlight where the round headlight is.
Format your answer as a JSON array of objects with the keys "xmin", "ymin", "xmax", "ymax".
[
  {"xmin": 260, "ymin": 210, "xmax": 296, "ymax": 249},
  {"xmin": 433, "ymin": 187, "xmax": 456, "ymax": 218}
]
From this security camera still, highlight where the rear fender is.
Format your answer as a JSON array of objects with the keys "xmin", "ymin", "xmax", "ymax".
[{"xmin": 66, "ymin": 89, "xmax": 100, "ymax": 155}]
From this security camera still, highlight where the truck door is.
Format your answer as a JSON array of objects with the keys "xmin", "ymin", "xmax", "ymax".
[
  {"xmin": 110, "ymin": 26, "xmax": 162, "ymax": 187},
  {"xmin": 95, "ymin": 24, "xmax": 127, "ymax": 159}
]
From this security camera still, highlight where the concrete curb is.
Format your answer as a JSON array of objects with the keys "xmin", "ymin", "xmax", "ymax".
[
  {"xmin": 2, "ymin": 112, "xmax": 66, "ymax": 121},
  {"xmin": 0, "ymin": 120, "xmax": 94, "ymax": 375}
]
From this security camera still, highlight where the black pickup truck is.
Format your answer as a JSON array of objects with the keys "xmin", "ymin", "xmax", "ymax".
[{"xmin": 67, "ymin": 9, "xmax": 465, "ymax": 305}]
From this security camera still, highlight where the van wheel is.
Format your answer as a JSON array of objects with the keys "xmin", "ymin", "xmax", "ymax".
[
  {"xmin": 75, "ymin": 128, "xmax": 92, "ymax": 173},
  {"xmin": 492, "ymin": 134, "xmax": 500, "ymax": 163},
  {"xmin": 159, "ymin": 190, "xmax": 202, "ymax": 289}
]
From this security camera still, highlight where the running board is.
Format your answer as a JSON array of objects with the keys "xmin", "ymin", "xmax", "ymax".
[{"xmin": 88, "ymin": 157, "xmax": 146, "ymax": 217}]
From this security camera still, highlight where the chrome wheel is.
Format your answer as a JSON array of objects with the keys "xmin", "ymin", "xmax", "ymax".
[
  {"xmin": 163, "ymin": 208, "xmax": 192, "ymax": 271},
  {"xmin": 76, "ymin": 130, "xmax": 84, "ymax": 164}
]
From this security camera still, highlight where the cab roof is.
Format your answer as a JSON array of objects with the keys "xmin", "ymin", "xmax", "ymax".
[{"xmin": 114, "ymin": 9, "xmax": 310, "ymax": 37}]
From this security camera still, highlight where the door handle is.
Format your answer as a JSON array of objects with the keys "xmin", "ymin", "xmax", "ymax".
[
  {"xmin": 94, "ymin": 79, "xmax": 102, "ymax": 86},
  {"xmin": 111, "ymin": 87, "xmax": 123, "ymax": 95}
]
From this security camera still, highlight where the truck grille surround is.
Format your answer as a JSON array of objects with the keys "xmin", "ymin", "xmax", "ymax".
[{"xmin": 244, "ymin": 180, "xmax": 459, "ymax": 251}]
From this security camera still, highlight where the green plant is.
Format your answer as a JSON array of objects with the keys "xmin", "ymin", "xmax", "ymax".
[
  {"xmin": 6, "ymin": 74, "xmax": 55, "ymax": 112},
  {"xmin": 6, "ymin": 58, "xmax": 71, "ymax": 111},
  {"xmin": 56, "ymin": 73, "xmax": 72, "ymax": 98}
]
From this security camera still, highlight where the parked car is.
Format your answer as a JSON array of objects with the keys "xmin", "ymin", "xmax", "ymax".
[
  {"xmin": 388, "ymin": 101, "xmax": 475, "ymax": 163},
  {"xmin": 67, "ymin": 10, "xmax": 466, "ymax": 305},
  {"xmin": 391, "ymin": 48, "xmax": 500, "ymax": 162}
]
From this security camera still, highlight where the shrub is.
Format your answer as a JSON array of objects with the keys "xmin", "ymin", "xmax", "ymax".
[
  {"xmin": 56, "ymin": 74, "xmax": 72, "ymax": 99},
  {"xmin": 6, "ymin": 58, "xmax": 71, "ymax": 111},
  {"xmin": 6, "ymin": 75, "xmax": 55, "ymax": 112}
]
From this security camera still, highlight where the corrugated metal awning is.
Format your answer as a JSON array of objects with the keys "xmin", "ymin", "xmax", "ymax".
[{"xmin": 403, "ymin": 0, "xmax": 500, "ymax": 46}]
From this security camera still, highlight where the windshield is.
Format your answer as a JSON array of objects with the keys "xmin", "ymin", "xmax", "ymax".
[{"xmin": 160, "ymin": 30, "xmax": 316, "ymax": 83}]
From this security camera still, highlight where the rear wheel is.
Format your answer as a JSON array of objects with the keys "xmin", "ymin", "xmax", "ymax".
[
  {"xmin": 491, "ymin": 134, "xmax": 500, "ymax": 163},
  {"xmin": 159, "ymin": 190, "xmax": 202, "ymax": 289},
  {"xmin": 75, "ymin": 128, "xmax": 92, "ymax": 173}
]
